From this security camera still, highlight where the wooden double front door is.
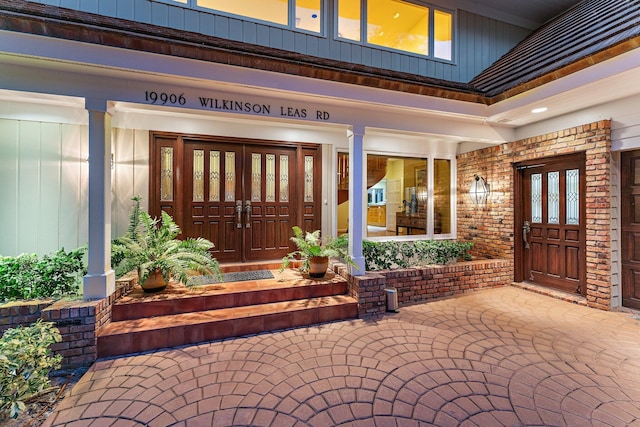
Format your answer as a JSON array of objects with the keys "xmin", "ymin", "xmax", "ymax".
[
  {"xmin": 150, "ymin": 132, "xmax": 321, "ymax": 263},
  {"xmin": 516, "ymin": 153, "xmax": 586, "ymax": 295}
]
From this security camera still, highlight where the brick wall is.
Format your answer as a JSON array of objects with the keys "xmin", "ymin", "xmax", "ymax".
[
  {"xmin": 457, "ymin": 120, "xmax": 611, "ymax": 309},
  {"xmin": 0, "ymin": 274, "xmax": 137, "ymax": 370},
  {"xmin": 338, "ymin": 258, "xmax": 512, "ymax": 316},
  {"xmin": 387, "ymin": 259, "xmax": 513, "ymax": 306}
]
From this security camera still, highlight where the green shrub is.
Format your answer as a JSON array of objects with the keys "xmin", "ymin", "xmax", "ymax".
[
  {"xmin": 364, "ymin": 239, "xmax": 474, "ymax": 271},
  {"xmin": 0, "ymin": 248, "xmax": 85, "ymax": 302},
  {"xmin": 0, "ymin": 320, "xmax": 62, "ymax": 419}
]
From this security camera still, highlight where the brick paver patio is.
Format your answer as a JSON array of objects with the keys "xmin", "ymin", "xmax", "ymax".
[{"xmin": 44, "ymin": 286, "xmax": 640, "ymax": 426}]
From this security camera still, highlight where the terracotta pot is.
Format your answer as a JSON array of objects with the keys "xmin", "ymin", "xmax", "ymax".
[
  {"xmin": 308, "ymin": 256, "xmax": 329, "ymax": 278},
  {"xmin": 141, "ymin": 269, "xmax": 168, "ymax": 293}
]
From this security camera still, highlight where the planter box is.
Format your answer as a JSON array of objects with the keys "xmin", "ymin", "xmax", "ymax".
[{"xmin": 341, "ymin": 258, "xmax": 513, "ymax": 317}]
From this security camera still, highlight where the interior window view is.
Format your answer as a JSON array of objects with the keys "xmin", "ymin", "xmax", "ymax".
[
  {"xmin": 337, "ymin": 153, "xmax": 451, "ymax": 238},
  {"xmin": 195, "ymin": 0, "xmax": 322, "ymax": 33},
  {"xmin": 337, "ymin": 0, "xmax": 453, "ymax": 59}
]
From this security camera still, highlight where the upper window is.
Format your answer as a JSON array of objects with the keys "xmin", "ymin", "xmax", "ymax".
[
  {"xmin": 172, "ymin": 0, "xmax": 323, "ymax": 33},
  {"xmin": 338, "ymin": 0, "xmax": 453, "ymax": 60}
]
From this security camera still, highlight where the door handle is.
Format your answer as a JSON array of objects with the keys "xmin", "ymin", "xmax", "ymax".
[
  {"xmin": 235, "ymin": 200, "xmax": 243, "ymax": 229},
  {"xmin": 523, "ymin": 221, "xmax": 531, "ymax": 249},
  {"xmin": 244, "ymin": 200, "xmax": 251, "ymax": 228}
]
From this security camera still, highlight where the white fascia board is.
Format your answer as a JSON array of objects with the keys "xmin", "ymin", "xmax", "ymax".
[{"xmin": 0, "ymin": 30, "xmax": 489, "ymax": 123}]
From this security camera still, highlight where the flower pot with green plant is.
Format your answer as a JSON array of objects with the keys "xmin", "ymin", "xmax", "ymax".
[
  {"xmin": 112, "ymin": 197, "xmax": 221, "ymax": 292},
  {"xmin": 281, "ymin": 226, "xmax": 358, "ymax": 278}
]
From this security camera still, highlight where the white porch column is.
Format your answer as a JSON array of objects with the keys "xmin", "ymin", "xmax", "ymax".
[
  {"xmin": 348, "ymin": 126, "xmax": 366, "ymax": 275},
  {"xmin": 83, "ymin": 98, "xmax": 115, "ymax": 299}
]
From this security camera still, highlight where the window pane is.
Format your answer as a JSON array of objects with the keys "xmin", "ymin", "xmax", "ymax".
[
  {"xmin": 338, "ymin": 0, "xmax": 360, "ymax": 41},
  {"xmin": 266, "ymin": 154, "xmax": 275, "ymax": 202},
  {"xmin": 367, "ymin": 0, "xmax": 429, "ymax": 55},
  {"xmin": 225, "ymin": 152, "xmax": 235, "ymax": 202},
  {"xmin": 209, "ymin": 151, "xmax": 220, "ymax": 202},
  {"xmin": 548, "ymin": 171, "xmax": 559, "ymax": 224},
  {"xmin": 434, "ymin": 10, "xmax": 452, "ymax": 60},
  {"xmin": 434, "ymin": 159, "xmax": 451, "ymax": 234},
  {"xmin": 252, "ymin": 153, "xmax": 262, "ymax": 202},
  {"xmin": 531, "ymin": 173, "xmax": 542, "ymax": 223},
  {"xmin": 296, "ymin": 0, "xmax": 321, "ymax": 33},
  {"xmin": 160, "ymin": 147, "xmax": 173, "ymax": 202},
  {"xmin": 198, "ymin": 0, "xmax": 288, "ymax": 26},
  {"xmin": 566, "ymin": 169, "xmax": 580, "ymax": 225},
  {"xmin": 304, "ymin": 155, "xmax": 314, "ymax": 202},
  {"xmin": 280, "ymin": 155, "xmax": 289, "ymax": 202},
  {"xmin": 193, "ymin": 149, "xmax": 205, "ymax": 202}
]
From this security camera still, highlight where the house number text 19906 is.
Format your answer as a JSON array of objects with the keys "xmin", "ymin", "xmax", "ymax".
[{"xmin": 145, "ymin": 91, "xmax": 186, "ymax": 105}]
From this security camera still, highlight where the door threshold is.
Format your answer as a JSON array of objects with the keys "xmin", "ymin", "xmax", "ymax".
[{"xmin": 511, "ymin": 282, "xmax": 587, "ymax": 306}]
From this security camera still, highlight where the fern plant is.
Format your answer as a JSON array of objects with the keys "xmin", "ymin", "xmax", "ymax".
[
  {"xmin": 281, "ymin": 226, "xmax": 358, "ymax": 272},
  {"xmin": 112, "ymin": 197, "xmax": 221, "ymax": 287}
]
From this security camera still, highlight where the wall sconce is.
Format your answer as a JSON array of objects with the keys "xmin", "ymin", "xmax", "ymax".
[{"xmin": 469, "ymin": 174, "xmax": 489, "ymax": 204}]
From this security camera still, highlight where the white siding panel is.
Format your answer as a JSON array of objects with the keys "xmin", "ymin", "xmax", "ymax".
[
  {"xmin": 610, "ymin": 152, "xmax": 621, "ymax": 307},
  {"xmin": 59, "ymin": 124, "xmax": 85, "ymax": 252},
  {"xmin": 78, "ymin": 125, "xmax": 89, "ymax": 252},
  {"xmin": 133, "ymin": 129, "xmax": 150, "ymax": 213},
  {"xmin": 0, "ymin": 120, "xmax": 18, "ymax": 255},
  {"xmin": 39, "ymin": 123, "xmax": 61, "ymax": 254},
  {"xmin": 17, "ymin": 122, "xmax": 40, "ymax": 254}
]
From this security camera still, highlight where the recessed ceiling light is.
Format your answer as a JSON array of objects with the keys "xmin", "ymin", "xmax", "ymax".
[{"xmin": 531, "ymin": 107, "xmax": 548, "ymax": 114}]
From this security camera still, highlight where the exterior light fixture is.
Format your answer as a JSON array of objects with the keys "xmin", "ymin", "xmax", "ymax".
[{"xmin": 469, "ymin": 174, "xmax": 489, "ymax": 204}]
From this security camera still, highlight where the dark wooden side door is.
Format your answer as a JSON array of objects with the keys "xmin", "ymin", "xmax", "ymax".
[
  {"xmin": 517, "ymin": 153, "xmax": 586, "ymax": 294},
  {"xmin": 621, "ymin": 150, "xmax": 640, "ymax": 309},
  {"xmin": 150, "ymin": 133, "xmax": 321, "ymax": 264}
]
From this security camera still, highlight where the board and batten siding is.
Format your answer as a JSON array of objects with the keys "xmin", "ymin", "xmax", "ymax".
[
  {"xmin": 26, "ymin": 0, "xmax": 530, "ymax": 84},
  {"xmin": 111, "ymin": 128, "xmax": 150, "ymax": 239},
  {"xmin": 0, "ymin": 119, "xmax": 88, "ymax": 256},
  {"xmin": 610, "ymin": 151, "xmax": 621, "ymax": 307}
]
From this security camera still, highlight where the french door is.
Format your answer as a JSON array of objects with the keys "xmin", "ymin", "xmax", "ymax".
[
  {"xmin": 150, "ymin": 133, "xmax": 321, "ymax": 263},
  {"xmin": 516, "ymin": 153, "xmax": 586, "ymax": 295},
  {"xmin": 621, "ymin": 150, "xmax": 640, "ymax": 309}
]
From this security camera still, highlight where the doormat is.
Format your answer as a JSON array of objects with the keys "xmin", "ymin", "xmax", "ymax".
[{"xmin": 189, "ymin": 270, "xmax": 274, "ymax": 286}]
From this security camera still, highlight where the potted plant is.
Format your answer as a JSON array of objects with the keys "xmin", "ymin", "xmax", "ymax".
[
  {"xmin": 281, "ymin": 226, "xmax": 358, "ymax": 278},
  {"xmin": 112, "ymin": 197, "xmax": 221, "ymax": 292}
]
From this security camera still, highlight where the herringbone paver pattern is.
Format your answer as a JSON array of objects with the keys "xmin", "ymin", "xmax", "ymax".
[{"xmin": 44, "ymin": 286, "xmax": 640, "ymax": 426}]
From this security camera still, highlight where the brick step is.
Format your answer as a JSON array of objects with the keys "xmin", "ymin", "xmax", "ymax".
[
  {"xmin": 111, "ymin": 270, "xmax": 347, "ymax": 321},
  {"xmin": 97, "ymin": 295, "xmax": 358, "ymax": 358}
]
